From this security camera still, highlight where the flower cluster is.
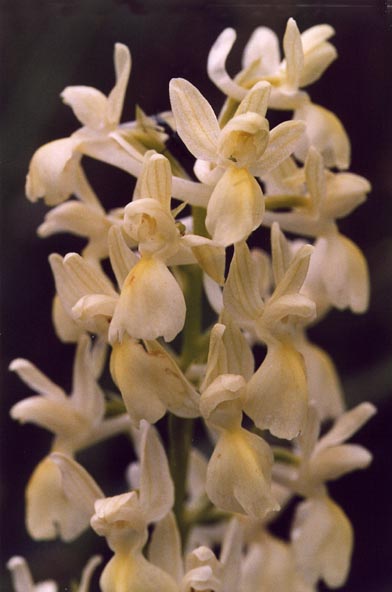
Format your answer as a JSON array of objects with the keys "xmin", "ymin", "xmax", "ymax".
[{"xmin": 8, "ymin": 18, "xmax": 375, "ymax": 592}]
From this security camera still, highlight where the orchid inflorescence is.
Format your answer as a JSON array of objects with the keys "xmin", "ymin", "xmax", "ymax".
[{"xmin": 8, "ymin": 18, "xmax": 375, "ymax": 592}]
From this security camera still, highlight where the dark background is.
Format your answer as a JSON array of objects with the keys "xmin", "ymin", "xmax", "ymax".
[{"xmin": 1, "ymin": 0, "xmax": 391, "ymax": 590}]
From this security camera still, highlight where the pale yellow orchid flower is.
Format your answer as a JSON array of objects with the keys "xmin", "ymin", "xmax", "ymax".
[
  {"xmin": 264, "ymin": 147, "xmax": 370, "ymax": 312},
  {"xmin": 224, "ymin": 231, "xmax": 315, "ymax": 439},
  {"xmin": 170, "ymin": 77, "xmax": 305, "ymax": 245},
  {"xmin": 9, "ymin": 336, "xmax": 130, "ymax": 540},
  {"xmin": 208, "ymin": 18, "xmax": 337, "ymax": 109}
]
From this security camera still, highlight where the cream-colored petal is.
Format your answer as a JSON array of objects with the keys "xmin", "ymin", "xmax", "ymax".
[
  {"xmin": 221, "ymin": 316, "xmax": 255, "ymax": 381},
  {"xmin": 251, "ymin": 120, "xmax": 306, "ymax": 176},
  {"xmin": 223, "ymin": 240, "xmax": 265, "ymax": 323},
  {"xmin": 207, "ymin": 28, "xmax": 247, "ymax": 101},
  {"xmin": 188, "ymin": 240, "xmax": 226, "ymax": 286},
  {"xmin": 202, "ymin": 323, "xmax": 228, "ymax": 389},
  {"xmin": 182, "ymin": 550, "xmax": 221, "ymax": 591},
  {"xmin": 38, "ymin": 201, "xmax": 108, "ymax": 240},
  {"xmin": 110, "ymin": 131, "xmax": 213, "ymax": 207},
  {"xmin": 72, "ymin": 294, "xmax": 118, "ymax": 327},
  {"xmin": 100, "ymin": 552, "xmax": 178, "ymax": 592},
  {"xmin": 292, "ymin": 497, "xmax": 353, "ymax": 588},
  {"xmin": 268, "ymin": 245, "xmax": 313, "ymax": 307},
  {"xmin": 245, "ymin": 342, "xmax": 308, "ymax": 440},
  {"xmin": 169, "ymin": 78, "xmax": 220, "ymax": 160},
  {"xmin": 300, "ymin": 42, "xmax": 337, "ymax": 87},
  {"xmin": 314, "ymin": 233, "xmax": 369, "ymax": 312},
  {"xmin": 218, "ymin": 112, "xmax": 270, "ymax": 167},
  {"xmin": 241, "ymin": 536, "xmax": 308, "ymax": 592},
  {"xmin": 108, "ymin": 226, "xmax": 139, "ymax": 289},
  {"xmin": 26, "ymin": 456, "xmax": 92, "ymax": 541},
  {"xmin": 139, "ymin": 421, "xmax": 174, "ymax": 522},
  {"xmin": 124, "ymin": 198, "xmax": 179, "ymax": 259},
  {"xmin": 242, "ymin": 26, "xmax": 280, "ymax": 74},
  {"xmin": 294, "ymin": 102, "xmax": 350, "ymax": 170},
  {"xmin": 148, "ymin": 512, "xmax": 183, "ymax": 583},
  {"xmin": 71, "ymin": 335, "xmax": 105, "ymax": 423},
  {"xmin": 61, "ymin": 86, "xmax": 108, "ymax": 130},
  {"xmin": 206, "ymin": 429, "xmax": 278, "ymax": 519},
  {"xmin": 26, "ymin": 138, "xmax": 80, "ymax": 205},
  {"xmin": 220, "ymin": 519, "xmax": 244, "ymax": 592},
  {"xmin": 310, "ymin": 444, "xmax": 373, "ymax": 483},
  {"xmin": 50, "ymin": 253, "xmax": 116, "ymax": 320},
  {"xmin": 7, "ymin": 556, "xmax": 36, "ymax": 592},
  {"xmin": 110, "ymin": 337, "xmax": 168, "ymax": 426},
  {"xmin": 50, "ymin": 453, "xmax": 104, "ymax": 519},
  {"xmin": 7, "ymin": 558, "xmax": 58, "ymax": 592},
  {"xmin": 206, "ymin": 166, "xmax": 264, "ymax": 246},
  {"xmin": 271, "ymin": 221, "xmax": 292, "ymax": 286},
  {"xmin": 316, "ymin": 402, "xmax": 376, "ymax": 451},
  {"xmin": 298, "ymin": 339, "xmax": 344, "ymax": 421},
  {"xmin": 9, "ymin": 359, "xmax": 66, "ymax": 401},
  {"xmin": 82, "ymin": 134, "xmax": 143, "ymax": 177},
  {"xmin": 52, "ymin": 294, "xmax": 83, "ymax": 343},
  {"xmin": 202, "ymin": 314, "xmax": 253, "ymax": 389},
  {"xmin": 10, "ymin": 396, "xmax": 86, "ymax": 439},
  {"xmin": 263, "ymin": 293, "xmax": 316, "ymax": 328},
  {"xmin": 324, "ymin": 171, "xmax": 370, "ymax": 219},
  {"xmin": 301, "ymin": 24, "xmax": 335, "ymax": 53},
  {"xmin": 200, "ymin": 373, "xmax": 245, "ymax": 430},
  {"xmin": 133, "ymin": 152, "xmax": 172, "ymax": 211},
  {"xmin": 282, "ymin": 18, "xmax": 304, "ymax": 90},
  {"xmin": 235, "ymin": 80, "xmax": 271, "ymax": 117},
  {"xmin": 270, "ymin": 243, "xmax": 313, "ymax": 302},
  {"xmin": 304, "ymin": 146, "xmax": 326, "ymax": 212},
  {"xmin": 144, "ymin": 340, "xmax": 200, "ymax": 418},
  {"xmin": 92, "ymin": 491, "xmax": 145, "ymax": 539},
  {"xmin": 77, "ymin": 556, "xmax": 103, "ymax": 592},
  {"xmin": 110, "ymin": 256, "xmax": 186, "ymax": 342},
  {"xmin": 203, "ymin": 273, "xmax": 223, "ymax": 315},
  {"xmin": 107, "ymin": 43, "xmax": 132, "ymax": 127}
]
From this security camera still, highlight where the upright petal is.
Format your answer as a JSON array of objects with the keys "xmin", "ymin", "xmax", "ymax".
[
  {"xmin": 316, "ymin": 402, "xmax": 376, "ymax": 451},
  {"xmin": 223, "ymin": 240, "xmax": 265, "ymax": 323},
  {"xmin": 138, "ymin": 421, "xmax": 175, "ymax": 522},
  {"xmin": 148, "ymin": 512, "xmax": 183, "ymax": 583},
  {"xmin": 242, "ymin": 26, "xmax": 281, "ymax": 74},
  {"xmin": 107, "ymin": 43, "xmax": 132, "ymax": 127},
  {"xmin": 282, "ymin": 18, "xmax": 304, "ymax": 90},
  {"xmin": 9, "ymin": 358, "xmax": 66, "ymax": 402},
  {"xmin": 207, "ymin": 28, "xmax": 247, "ymax": 101},
  {"xmin": 169, "ymin": 78, "xmax": 220, "ymax": 160},
  {"xmin": 252, "ymin": 120, "xmax": 306, "ymax": 176}
]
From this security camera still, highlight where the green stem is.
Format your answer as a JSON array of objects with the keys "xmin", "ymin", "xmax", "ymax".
[
  {"xmin": 168, "ymin": 205, "xmax": 207, "ymax": 547},
  {"xmin": 168, "ymin": 414, "xmax": 193, "ymax": 545}
]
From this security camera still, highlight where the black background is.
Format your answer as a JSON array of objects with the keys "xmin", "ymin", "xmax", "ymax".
[{"xmin": 1, "ymin": 0, "xmax": 392, "ymax": 590}]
